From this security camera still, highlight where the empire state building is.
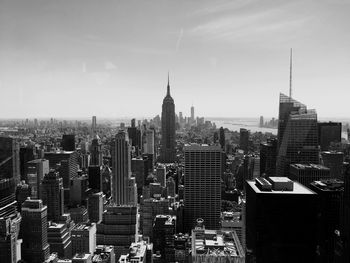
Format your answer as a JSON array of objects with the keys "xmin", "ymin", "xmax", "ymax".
[{"xmin": 160, "ymin": 75, "xmax": 176, "ymax": 163}]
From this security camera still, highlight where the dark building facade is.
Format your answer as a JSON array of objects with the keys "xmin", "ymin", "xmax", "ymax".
[
  {"xmin": 239, "ymin": 128, "xmax": 249, "ymax": 153},
  {"xmin": 184, "ymin": 144, "xmax": 222, "ymax": 232},
  {"xmin": 246, "ymin": 177, "xmax": 318, "ymax": 263},
  {"xmin": 318, "ymin": 122, "xmax": 342, "ymax": 151},
  {"xmin": 309, "ymin": 179, "xmax": 344, "ymax": 263},
  {"xmin": 260, "ymin": 138, "xmax": 277, "ymax": 177},
  {"xmin": 21, "ymin": 198, "xmax": 50, "ymax": 263},
  {"xmin": 289, "ymin": 163, "xmax": 331, "ymax": 188},
  {"xmin": 41, "ymin": 170, "xmax": 64, "ymax": 222},
  {"xmin": 160, "ymin": 76, "xmax": 176, "ymax": 163},
  {"xmin": 0, "ymin": 137, "xmax": 20, "ymax": 184},
  {"xmin": 61, "ymin": 134, "xmax": 76, "ymax": 151}
]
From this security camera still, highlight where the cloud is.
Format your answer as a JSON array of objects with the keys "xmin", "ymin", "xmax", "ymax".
[
  {"xmin": 175, "ymin": 28, "xmax": 184, "ymax": 51},
  {"xmin": 189, "ymin": 4, "xmax": 311, "ymax": 45}
]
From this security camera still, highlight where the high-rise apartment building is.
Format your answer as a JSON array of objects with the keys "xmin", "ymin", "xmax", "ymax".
[
  {"xmin": 111, "ymin": 131, "xmax": 132, "ymax": 205},
  {"xmin": 21, "ymin": 198, "xmax": 50, "ymax": 263},
  {"xmin": 160, "ymin": 75, "xmax": 176, "ymax": 163},
  {"xmin": 184, "ymin": 144, "xmax": 222, "ymax": 232}
]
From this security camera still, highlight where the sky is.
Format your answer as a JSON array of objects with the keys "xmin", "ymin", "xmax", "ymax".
[{"xmin": 0, "ymin": 0, "xmax": 349, "ymax": 119}]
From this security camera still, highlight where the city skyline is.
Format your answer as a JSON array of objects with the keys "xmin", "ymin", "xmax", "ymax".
[{"xmin": 1, "ymin": 0, "xmax": 350, "ymax": 118}]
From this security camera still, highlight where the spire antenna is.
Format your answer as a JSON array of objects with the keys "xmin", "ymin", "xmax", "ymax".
[
  {"xmin": 289, "ymin": 48, "xmax": 293, "ymax": 98},
  {"xmin": 167, "ymin": 72, "xmax": 170, "ymax": 95}
]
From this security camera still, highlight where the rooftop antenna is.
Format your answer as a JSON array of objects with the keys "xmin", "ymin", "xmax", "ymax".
[{"xmin": 289, "ymin": 48, "xmax": 293, "ymax": 99}]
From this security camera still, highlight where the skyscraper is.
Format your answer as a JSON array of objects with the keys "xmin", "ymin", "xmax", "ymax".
[
  {"xmin": 91, "ymin": 116, "xmax": 97, "ymax": 137},
  {"xmin": 239, "ymin": 128, "xmax": 249, "ymax": 153},
  {"xmin": 246, "ymin": 177, "xmax": 318, "ymax": 263},
  {"xmin": 90, "ymin": 135, "xmax": 103, "ymax": 166},
  {"xmin": 41, "ymin": 170, "xmax": 64, "ymax": 222},
  {"xmin": 27, "ymin": 159, "xmax": 49, "ymax": 199},
  {"xmin": 111, "ymin": 130, "xmax": 132, "ymax": 205},
  {"xmin": 61, "ymin": 134, "xmax": 76, "ymax": 151},
  {"xmin": 276, "ymin": 93, "xmax": 319, "ymax": 177},
  {"xmin": 190, "ymin": 105, "xmax": 194, "ymax": 123},
  {"xmin": 260, "ymin": 138, "xmax": 277, "ymax": 177},
  {"xmin": 160, "ymin": 75, "xmax": 176, "ymax": 163},
  {"xmin": 318, "ymin": 122, "xmax": 342, "ymax": 151},
  {"xmin": 21, "ymin": 198, "xmax": 50, "ymax": 263},
  {"xmin": 0, "ymin": 137, "xmax": 20, "ymax": 184},
  {"xmin": 184, "ymin": 144, "xmax": 222, "ymax": 232}
]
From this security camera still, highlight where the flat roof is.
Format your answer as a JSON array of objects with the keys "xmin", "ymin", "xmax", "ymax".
[
  {"xmin": 184, "ymin": 144, "xmax": 222, "ymax": 151},
  {"xmin": 290, "ymin": 163, "xmax": 330, "ymax": 170},
  {"xmin": 247, "ymin": 180, "xmax": 316, "ymax": 195}
]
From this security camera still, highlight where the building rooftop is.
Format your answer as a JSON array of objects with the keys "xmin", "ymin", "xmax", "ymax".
[
  {"xmin": 192, "ymin": 229, "xmax": 244, "ymax": 258},
  {"xmin": 310, "ymin": 179, "xmax": 344, "ymax": 192},
  {"xmin": 290, "ymin": 164, "xmax": 330, "ymax": 170},
  {"xmin": 247, "ymin": 179, "xmax": 316, "ymax": 195},
  {"xmin": 184, "ymin": 144, "xmax": 222, "ymax": 151}
]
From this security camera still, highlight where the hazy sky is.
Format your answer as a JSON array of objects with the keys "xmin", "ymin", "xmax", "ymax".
[{"xmin": 0, "ymin": 0, "xmax": 349, "ymax": 119}]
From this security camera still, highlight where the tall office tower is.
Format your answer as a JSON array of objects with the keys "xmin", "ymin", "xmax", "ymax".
[
  {"xmin": 309, "ymin": 179, "xmax": 344, "ymax": 263},
  {"xmin": 19, "ymin": 146, "xmax": 36, "ymax": 181},
  {"xmin": 219, "ymin": 127, "xmax": 225, "ymax": 150},
  {"xmin": 92, "ymin": 116, "xmax": 97, "ymax": 136},
  {"xmin": 0, "ymin": 217, "xmax": 19, "ymax": 263},
  {"xmin": 166, "ymin": 176, "xmax": 176, "ymax": 197},
  {"xmin": 128, "ymin": 119, "xmax": 141, "ymax": 152},
  {"xmin": 276, "ymin": 93, "xmax": 319, "ymax": 177},
  {"xmin": 160, "ymin": 75, "xmax": 176, "ymax": 163},
  {"xmin": 41, "ymin": 170, "xmax": 64, "ymax": 222},
  {"xmin": 259, "ymin": 116, "xmax": 264, "ymax": 128},
  {"xmin": 184, "ymin": 144, "xmax": 222, "ymax": 232},
  {"xmin": 289, "ymin": 164, "xmax": 331, "ymax": 187},
  {"xmin": 27, "ymin": 159, "xmax": 49, "ymax": 199},
  {"xmin": 341, "ymin": 163, "xmax": 350, "ymax": 263},
  {"xmin": 44, "ymin": 151, "xmax": 79, "ymax": 186},
  {"xmin": 239, "ymin": 128, "xmax": 249, "ymax": 153},
  {"xmin": 246, "ymin": 177, "xmax": 318, "ymax": 263},
  {"xmin": 90, "ymin": 135, "xmax": 103, "ymax": 166},
  {"xmin": 47, "ymin": 221, "xmax": 72, "ymax": 258},
  {"xmin": 88, "ymin": 192, "xmax": 104, "ymax": 223},
  {"xmin": 190, "ymin": 106, "xmax": 195, "ymax": 123},
  {"xmin": 321, "ymin": 151, "xmax": 344, "ymax": 179},
  {"xmin": 61, "ymin": 134, "xmax": 76, "ymax": 151},
  {"xmin": 88, "ymin": 165, "xmax": 102, "ymax": 193},
  {"xmin": 127, "ymin": 177, "xmax": 137, "ymax": 206},
  {"xmin": 179, "ymin": 112, "xmax": 184, "ymax": 124},
  {"xmin": 131, "ymin": 157, "xmax": 148, "ymax": 199},
  {"xmin": 0, "ymin": 137, "xmax": 20, "ymax": 184},
  {"xmin": 260, "ymin": 138, "xmax": 277, "ymax": 177},
  {"xmin": 97, "ymin": 205, "xmax": 137, "ymax": 258},
  {"xmin": 144, "ymin": 129, "xmax": 155, "ymax": 155},
  {"xmin": 156, "ymin": 164, "xmax": 166, "ymax": 187},
  {"xmin": 20, "ymin": 198, "xmax": 50, "ymax": 263},
  {"xmin": 15, "ymin": 181, "xmax": 31, "ymax": 211},
  {"xmin": 70, "ymin": 175, "xmax": 89, "ymax": 206},
  {"xmin": 318, "ymin": 122, "xmax": 342, "ymax": 151},
  {"xmin": 153, "ymin": 215, "xmax": 176, "ymax": 262},
  {"xmin": 111, "ymin": 131, "xmax": 132, "ymax": 205},
  {"xmin": 71, "ymin": 223, "xmax": 97, "ymax": 256},
  {"xmin": 141, "ymin": 197, "xmax": 169, "ymax": 238}
]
